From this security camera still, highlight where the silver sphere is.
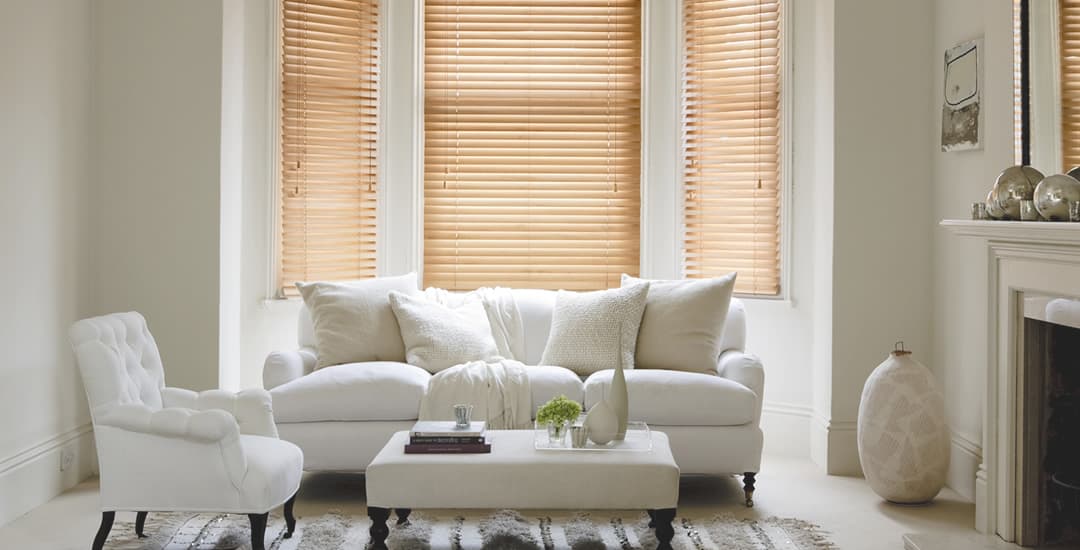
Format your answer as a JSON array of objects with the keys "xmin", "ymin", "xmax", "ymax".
[
  {"xmin": 985, "ymin": 189, "xmax": 1006, "ymax": 219},
  {"xmin": 1034, "ymin": 173, "xmax": 1080, "ymax": 221},
  {"xmin": 990, "ymin": 165, "xmax": 1044, "ymax": 220}
]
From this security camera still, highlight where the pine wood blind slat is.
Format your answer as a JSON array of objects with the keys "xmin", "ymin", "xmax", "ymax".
[
  {"xmin": 423, "ymin": 0, "xmax": 642, "ymax": 291},
  {"xmin": 279, "ymin": 0, "xmax": 379, "ymax": 297},
  {"xmin": 1063, "ymin": 1, "xmax": 1080, "ymax": 170},
  {"xmin": 683, "ymin": 0, "xmax": 782, "ymax": 295}
]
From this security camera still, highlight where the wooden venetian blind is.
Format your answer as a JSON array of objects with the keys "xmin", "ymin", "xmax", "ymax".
[
  {"xmin": 683, "ymin": 0, "xmax": 782, "ymax": 295},
  {"xmin": 1062, "ymin": 0, "xmax": 1080, "ymax": 170},
  {"xmin": 278, "ymin": 0, "xmax": 379, "ymax": 296},
  {"xmin": 423, "ymin": 0, "xmax": 642, "ymax": 291}
]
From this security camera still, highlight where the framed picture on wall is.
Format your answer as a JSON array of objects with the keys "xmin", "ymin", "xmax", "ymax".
[{"xmin": 941, "ymin": 38, "xmax": 983, "ymax": 152}]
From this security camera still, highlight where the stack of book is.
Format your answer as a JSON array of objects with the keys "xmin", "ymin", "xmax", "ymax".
[{"xmin": 405, "ymin": 420, "xmax": 491, "ymax": 454}]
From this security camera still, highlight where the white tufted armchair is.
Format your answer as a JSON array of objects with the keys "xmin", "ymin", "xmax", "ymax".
[{"xmin": 69, "ymin": 312, "xmax": 303, "ymax": 550}]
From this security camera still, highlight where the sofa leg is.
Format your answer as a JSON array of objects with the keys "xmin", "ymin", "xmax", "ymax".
[
  {"xmin": 395, "ymin": 508, "xmax": 411, "ymax": 525},
  {"xmin": 135, "ymin": 511, "xmax": 148, "ymax": 538},
  {"xmin": 92, "ymin": 511, "xmax": 115, "ymax": 550},
  {"xmin": 248, "ymin": 512, "xmax": 268, "ymax": 550},
  {"xmin": 284, "ymin": 495, "xmax": 297, "ymax": 538},
  {"xmin": 743, "ymin": 472, "xmax": 757, "ymax": 508}
]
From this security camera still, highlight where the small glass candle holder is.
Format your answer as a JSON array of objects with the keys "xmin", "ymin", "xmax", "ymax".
[
  {"xmin": 971, "ymin": 202, "xmax": 987, "ymax": 220},
  {"xmin": 1071, "ymin": 201, "xmax": 1080, "ymax": 222},
  {"xmin": 569, "ymin": 425, "xmax": 590, "ymax": 448},
  {"xmin": 453, "ymin": 404, "xmax": 473, "ymax": 428},
  {"xmin": 1020, "ymin": 200, "xmax": 1039, "ymax": 221}
]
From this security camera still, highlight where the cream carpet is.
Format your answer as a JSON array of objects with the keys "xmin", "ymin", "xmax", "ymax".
[{"xmin": 102, "ymin": 509, "xmax": 837, "ymax": 549}]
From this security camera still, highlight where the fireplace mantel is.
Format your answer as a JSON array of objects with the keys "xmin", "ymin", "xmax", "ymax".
[
  {"xmin": 941, "ymin": 219, "xmax": 1080, "ymax": 245},
  {"xmin": 941, "ymin": 218, "xmax": 1080, "ymax": 544}
]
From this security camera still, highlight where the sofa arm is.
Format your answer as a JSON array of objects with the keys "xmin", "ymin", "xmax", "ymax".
[
  {"xmin": 717, "ymin": 350, "xmax": 765, "ymax": 423},
  {"xmin": 263, "ymin": 346, "xmax": 317, "ymax": 390},
  {"xmin": 162, "ymin": 387, "xmax": 279, "ymax": 438}
]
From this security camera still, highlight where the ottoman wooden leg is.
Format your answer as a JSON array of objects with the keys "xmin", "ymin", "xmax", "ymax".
[
  {"xmin": 135, "ymin": 511, "xmax": 148, "ymax": 538},
  {"xmin": 368, "ymin": 506, "xmax": 391, "ymax": 550},
  {"xmin": 743, "ymin": 472, "xmax": 757, "ymax": 508},
  {"xmin": 649, "ymin": 508, "xmax": 676, "ymax": 550},
  {"xmin": 395, "ymin": 508, "xmax": 412, "ymax": 525}
]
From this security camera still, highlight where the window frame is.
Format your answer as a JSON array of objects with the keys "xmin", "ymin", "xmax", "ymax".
[
  {"xmin": 265, "ymin": 0, "xmax": 792, "ymax": 302},
  {"xmin": 267, "ymin": 0, "xmax": 390, "ymax": 299},
  {"xmin": 675, "ymin": 0, "xmax": 793, "ymax": 300}
]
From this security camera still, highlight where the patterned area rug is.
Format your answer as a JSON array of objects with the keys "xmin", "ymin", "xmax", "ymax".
[{"xmin": 103, "ymin": 509, "xmax": 837, "ymax": 549}]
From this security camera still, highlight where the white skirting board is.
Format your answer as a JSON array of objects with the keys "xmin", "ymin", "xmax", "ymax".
[
  {"xmin": 810, "ymin": 415, "xmax": 861, "ymax": 476},
  {"xmin": 947, "ymin": 432, "xmax": 981, "ymax": 503},
  {"xmin": 760, "ymin": 401, "xmax": 813, "ymax": 458},
  {"xmin": 0, "ymin": 425, "xmax": 96, "ymax": 527}
]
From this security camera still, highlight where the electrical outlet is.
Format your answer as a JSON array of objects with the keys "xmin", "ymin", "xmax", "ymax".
[{"xmin": 60, "ymin": 447, "xmax": 74, "ymax": 472}]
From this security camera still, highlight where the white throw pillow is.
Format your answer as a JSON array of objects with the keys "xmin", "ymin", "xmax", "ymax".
[
  {"xmin": 296, "ymin": 273, "xmax": 420, "ymax": 369},
  {"xmin": 622, "ymin": 272, "xmax": 736, "ymax": 373},
  {"xmin": 388, "ymin": 291, "xmax": 499, "ymax": 373},
  {"xmin": 539, "ymin": 283, "xmax": 649, "ymax": 376}
]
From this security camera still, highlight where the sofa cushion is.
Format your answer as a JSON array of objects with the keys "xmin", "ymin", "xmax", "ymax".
[
  {"xmin": 389, "ymin": 291, "xmax": 499, "ymax": 373},
  {"xmin": 622, "ymin": 273, "xmax": 737, "ymax": 374},
  {"xmin": 270, "ymin": 362, "xmax": 430, "ymax": 422},
  {"xmin": 540, "ymin": 283, "xmax": 649, "ymax": 376},
  {"xmin": 584, "ymin": 369, "xmax": 755, "ymax": 426},
  {"xmin": 295, "ymin": 274, "xmax": 420, "ymax": 369},
  {"xmin": 526, "ymin": 366, "xmax": 585, "ymax": 416}
]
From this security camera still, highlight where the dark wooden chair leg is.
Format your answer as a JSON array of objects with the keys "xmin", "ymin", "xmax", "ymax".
[
  {"xmin": 92, "ymin": 511, "xmax": 115, "ymax": 550},
  {"xmin": 743, "ymin": 472, "xmax": 757, "ymax": 508},
  {"xmin": 135, "ymin": 511, "xmax": 148, "ymax": 538},
  {"xmin": 368, "ymin": 506, "xmax": 391, "ymax": 550},
  {"xmin": 248, "ymin": 512, "xmax": 268, "ymax": 550},
  {"xmin": 283, "ymin": 495, "xmax": 297, "ymax": 539},
  {"xmin": 395, "ymin": 508, "xmax": 411, "ymax": 525},
  {"xmin": 649, "ymin": 508, "xmax": 676, "ymax": 550}
]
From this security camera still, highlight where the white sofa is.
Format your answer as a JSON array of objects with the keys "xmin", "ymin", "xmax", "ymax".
[{"xmin": 263, "ymin": 289, "xmax": 764, "ymax": 502}]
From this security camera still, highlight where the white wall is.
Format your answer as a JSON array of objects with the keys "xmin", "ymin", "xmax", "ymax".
[
  {"xmin": 824, "ymin": 0, "xmax": 935, "ymax": 475},
  {"xmin": 0, "ymin": 0, "xmax": 98, "ymax": 526},
  {"xmin": 929, "ymin": 0, "xmax": 1015, "ymax": 501},
  {"xmin": 94, "ymin": 0, "xmax": 225, "ymax": 392}
]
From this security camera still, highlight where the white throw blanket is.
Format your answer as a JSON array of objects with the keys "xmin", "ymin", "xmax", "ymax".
[
  {"xmin": 418, "ymin": 358, "xmax": 533, "ymax": 429},
  {"xmin": 418, "ymin": 287, "xmax": 532, "ymax": 429}
]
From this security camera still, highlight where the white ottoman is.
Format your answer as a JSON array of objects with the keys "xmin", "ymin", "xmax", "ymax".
[{"xmin": 366, "ymin": 430, "xmax": 680, "ymax": 549}]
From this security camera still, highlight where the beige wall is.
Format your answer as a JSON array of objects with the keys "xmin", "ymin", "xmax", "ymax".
[
  {"xmin": 0, "ymin": 0, "xmax": 97, "ymax": 525},
  {"xmin": 93, "ymin": 0, "xmax": 225, "ymax": 392},
  {"xmin": 929, "ymin": 0, "xmax": 1016, "ymax": 500}
]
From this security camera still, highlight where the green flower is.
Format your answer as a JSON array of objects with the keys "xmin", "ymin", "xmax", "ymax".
[{"xmin": 536, "ymin": 395, "xmax": 582, "ymax": 426}]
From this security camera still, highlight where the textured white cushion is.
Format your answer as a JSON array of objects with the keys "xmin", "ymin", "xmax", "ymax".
[
  {"xmin": 526, "ymin": 366, "xmax": 585, "ymax": 414},
  {"xmin": 296, "ymin": 274, "xmax": 420, "ymax": 368},
  {"xmin": 584, "ymin": 369, "xmax": 756, "ymax": 426},
  {"xmin": 622, "ymin": 273, "xmax": 737, "ymax": 373},
  {"xmin": 539, "ymin": 284, "xmax": 649, "ymax": 376},
  {"xmin": 389, "ymin": 291, "xmax": 499, "ymax": 373},
  {"xmin": 270, "ymin": 362, "xmax": 431, "ymax": 422}
]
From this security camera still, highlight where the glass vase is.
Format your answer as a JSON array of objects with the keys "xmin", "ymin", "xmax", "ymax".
[{"xmin": 546, "ymin": 421, "xmax": 568, "ymax": 447}]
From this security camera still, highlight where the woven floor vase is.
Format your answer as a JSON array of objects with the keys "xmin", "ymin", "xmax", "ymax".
[{"xmin": 856, "ymin": 344, "xmax": 949, "ymax": 504}]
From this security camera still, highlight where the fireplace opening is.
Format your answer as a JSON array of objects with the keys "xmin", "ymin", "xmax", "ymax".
[{"xmin": 1021, "ymin": 296, "xmax": 1080, "ymax": 547}]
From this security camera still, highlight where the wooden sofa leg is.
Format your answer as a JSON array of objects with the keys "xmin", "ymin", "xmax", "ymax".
[
  {"xmin": 135, "ymin": 511, "xmax": 148, "ymax": 538},
  {"xmin": 92, "ymin": 511, "xmax": 115, "ymax": 550},
  {"xmin": 743, "ymin": 472, "xmax": 756, "ymax": 507}
]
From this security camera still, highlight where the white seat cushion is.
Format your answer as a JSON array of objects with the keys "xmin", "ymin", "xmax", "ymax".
[
  {"xmin": 584, "ymin": 369, "xmax": 755, "ymax": 426},
  {"xmin": 238, "ymin": 435, "xmax": 304, "ymax": 511},
  {"xmin": 271, "ymin": 362, "xmax": 430, "ymax": 422},
  {"xmin": 526, "ymin": 366, "xmax": 585, "ymax": 415}
]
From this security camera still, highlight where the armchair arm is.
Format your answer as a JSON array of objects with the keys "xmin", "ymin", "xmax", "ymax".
[
  {"xmin": 97, "ymin": 403, "xmax": 241, "ymax": 444},
  {"xmin": 717, "ymin": 350, "xmax": 765, "ymax": 423},
  {"xmin": 162, "ymin": 387, "xmax": 279, "ymax": 438},
  {"xmin": 263, "ymin": 346, "xmax": 318, "ymax": 390},
  {"xmin": 93, "ymin": 404, "xmax": 247, "ymax": 495}
]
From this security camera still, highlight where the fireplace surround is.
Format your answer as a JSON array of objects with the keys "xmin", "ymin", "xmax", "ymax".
[{"xmin": 941, "ymin": 220, "xmax": 1080, "ymax": 545}]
